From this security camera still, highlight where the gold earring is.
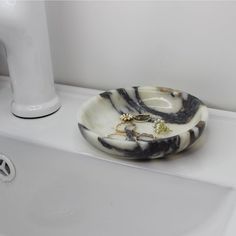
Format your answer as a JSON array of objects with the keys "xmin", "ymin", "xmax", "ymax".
[
  {"xmin": 154, "ymin": 119, "xmax": 172, "ymax": 135},
  {"xmin": 120, "ymin": 113, "xmax": 134, "ymax": 122}
]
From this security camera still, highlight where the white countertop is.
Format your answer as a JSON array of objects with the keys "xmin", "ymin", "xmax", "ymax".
[
  {"xmin": 0, "ymin": 76, "xmax": 236, "ymax": 189},
  {"xmin": 1, "ymin": 76, "xmax": 236, "ymax": 235}
]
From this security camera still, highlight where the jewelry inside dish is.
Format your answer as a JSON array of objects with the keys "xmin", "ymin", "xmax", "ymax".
[{"xmin": 78, "ymin": 86, "xmax": 208, "ymax": 160}]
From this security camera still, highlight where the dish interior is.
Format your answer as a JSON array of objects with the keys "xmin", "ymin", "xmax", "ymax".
[{"xmin": 80, "ymin": 86, "xmax": 206, "ymax": 140}]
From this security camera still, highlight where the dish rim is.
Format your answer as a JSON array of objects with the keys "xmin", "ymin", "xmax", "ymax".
[{"xmin": 77, "ymin": 86, "xmax": 208, "ymax": 145}]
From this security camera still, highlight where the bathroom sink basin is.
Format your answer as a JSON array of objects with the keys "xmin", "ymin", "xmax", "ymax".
[
  {"xmin": 78, "ymin": 86, "xmax": 208, "ymax": 159},
  {"xmin": 0, "ymin": 135, "xmax": 234, "ymax": 236}
]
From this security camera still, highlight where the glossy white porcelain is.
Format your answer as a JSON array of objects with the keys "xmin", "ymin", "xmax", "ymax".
[
  {"xmin": 0, "ymin": 135, "xmax": 235, "ymax": 236},
  {"xmin": 0, "ymin": 79, "xmax": 235, "ymax": 235},
  {"xmin": 0, "ymin": 1, "xmax": 60, "ymax": 118}
]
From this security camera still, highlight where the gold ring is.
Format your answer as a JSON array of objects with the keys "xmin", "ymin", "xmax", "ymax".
[
  {"xmin": 107, "ymin": 133, "xmax": 126, "ymax": 139},
  {"xmin": 115, "ymin": 122, "xmax": 136, "ymax": 133},
  {"xmin": 137, "ymin": 133, "xmax": 154, "ymax": 141}
]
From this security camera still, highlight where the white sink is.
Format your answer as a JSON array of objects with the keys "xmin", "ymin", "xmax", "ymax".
[{"xmin": 0, "ymin": 135, "xmax": 235, "ymax": 236}]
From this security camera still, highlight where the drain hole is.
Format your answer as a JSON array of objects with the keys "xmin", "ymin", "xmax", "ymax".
[
  {"xmin": 0, "ymin": 169, "xmax": 7, "ymax": 176},
  {"xmin": 0, "ymin": 154, "xmax": 15, "ymax": 182},
  {"xmin": 4, "ymin": 162, "xmax": 10, "ymax": 175}
]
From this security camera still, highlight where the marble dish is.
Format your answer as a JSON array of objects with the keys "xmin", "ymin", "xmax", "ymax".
[{"xmin": 78, "ymin": 86, "xmax": 208, "ymax": 160}]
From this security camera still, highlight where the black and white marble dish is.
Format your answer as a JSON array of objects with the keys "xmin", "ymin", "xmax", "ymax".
[{"xmin": 78, "ymin": 86, "xmax": 208, "ymax": 160}]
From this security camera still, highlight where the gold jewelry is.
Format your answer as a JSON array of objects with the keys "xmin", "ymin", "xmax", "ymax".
[
  {"xmin": 108, "ymin": 113, "xmax": 172, "ymax": 141},
  {"xmin": 116, "ymin": 122, "xmax": 136, "ymax": 133},
  {"xmin": 133, "ymin": 114, "xmax": 151, "ymax": 122},
  {"xmin": 154, "ymin": 119, "xmax": 172, "ymax": 135},
  {"xmin": 120, "ymin": 113, "xmax": 134, "ymax": 122},
  {"xmin": 107, "ymin": 133, "xmax": 126, "ymax": 139},
  {"xmin": 120, "ymin": 113, "xmax": 152, "ymax": 123},
  {"xmin": 137, "ymin": 133, "xmax": 154, "ymax": 141}
]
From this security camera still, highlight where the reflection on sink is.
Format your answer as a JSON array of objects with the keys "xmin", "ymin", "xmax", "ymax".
[{"xmin": 0, "ymin": 135, "xmax": 235, "ymax": 236}]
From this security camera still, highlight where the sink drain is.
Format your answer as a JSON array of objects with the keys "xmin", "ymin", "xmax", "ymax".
[{"xmin": 0, "ymin": 154, "xmax": 15, "ymax": 182}]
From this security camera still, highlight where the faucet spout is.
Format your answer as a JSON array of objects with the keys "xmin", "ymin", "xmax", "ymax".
[{"xmin": 0, "ymin": 0, "xmax": 60, "ymax": 118}]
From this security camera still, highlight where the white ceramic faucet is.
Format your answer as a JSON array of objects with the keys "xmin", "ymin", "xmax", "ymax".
[{"xmin": 0, "ymin": 0, "xmax": 60, "ymax": 118}]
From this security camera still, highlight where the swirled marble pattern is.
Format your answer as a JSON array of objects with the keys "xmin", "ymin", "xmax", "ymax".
[{"xmin": 78, "ymin": 86, "xmax": 208, "ymax": 160}]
